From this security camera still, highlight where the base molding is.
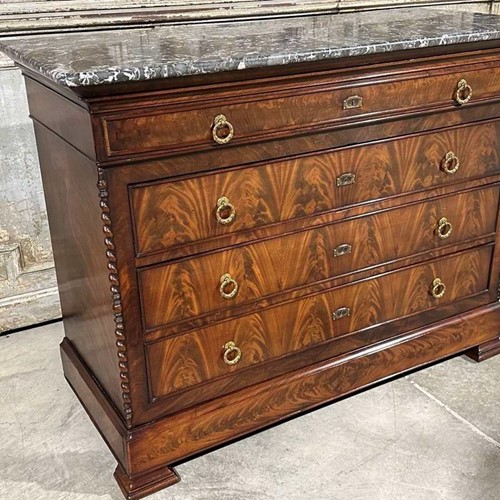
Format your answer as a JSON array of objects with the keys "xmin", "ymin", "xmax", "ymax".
[
  {"xmin": 114, "ymin": 464, "xmax": 180, "ymax": 500},
  {"xmin": 465, "ymin": 336, "xmax": 500, "ymax": 362},
  {"xmin": 60, "ymin": 338, "xmax": 129, "ymax": 467},
  {"xmin": 61, "ymin": 304, "xmax": 500, "ymax": 498}
]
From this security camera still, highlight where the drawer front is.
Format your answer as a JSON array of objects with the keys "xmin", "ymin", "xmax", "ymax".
[
  {"xmin": 105, "ymin": 65, "xmax": 498, "ymax": 158},
  {"xmin": 146, "ymin": 245, "xmax": 493, "ymax": 399},
  {"xmin": 132, "ymin": 122, "xmax": 500, "ymax": 256},
  {"xmin": 139, "ymin": 186, "xmax": 499, "ymax": 331}
]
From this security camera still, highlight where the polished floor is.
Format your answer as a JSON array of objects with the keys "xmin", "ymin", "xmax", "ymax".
[{"xmin": 0, "ymin": 321, "xmax": 499, "ymax": 500}]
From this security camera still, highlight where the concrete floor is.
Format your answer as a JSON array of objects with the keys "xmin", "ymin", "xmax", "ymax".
[{"xmin": 0, "ymin": 322, "xmax": 499, "ymax": 500}]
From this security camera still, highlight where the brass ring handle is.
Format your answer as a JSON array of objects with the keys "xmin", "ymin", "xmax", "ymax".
[
  {"xmin": 215, "ymin": 197, "xmax": 236, "ymax": 225},
  {"xmin": 222, "ymin": 341, "xmax": 242, "ymax": 365},
  {"xmin": 436, "ymin": 217, "xmax": 453, "ymax": 239},
  {"xmin": 212, "ymin": 114, "xmax": 234, "ymax": 145},
  {"xmin": 455, "ymin": 79, "xmax": 472, "ymax": 105},
  {"xmin": 430, "ymin": 278, "xmax": 446, "ymax": 299},
  {"xmin": 441, "ymin": 151, "xmax": 460, "ymax": 175},
  {"xmin": 219, "ymin": 273, "xmax": 239, "ymax": 300}
]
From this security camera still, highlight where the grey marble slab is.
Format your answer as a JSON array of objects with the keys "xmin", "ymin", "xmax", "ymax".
[{"xmin": 1, "ymin": 7, "xmax": 500, "ymax": 88}]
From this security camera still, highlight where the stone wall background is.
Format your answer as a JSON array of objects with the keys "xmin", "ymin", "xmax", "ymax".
[{"xmin": 0, "ymin": 0, "xmax": 494, "ymax": 332}]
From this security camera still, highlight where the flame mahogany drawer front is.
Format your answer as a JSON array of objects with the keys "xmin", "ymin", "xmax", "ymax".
[
  {"xmin": 104, "ymin": 61, "xmax": 499, "ymax": 159},
  {"xmin": 139, "ymin": 186, "xmax": 499, "ymax": 333},
  {"xmin": 146, "ymin": 245, "xmax": 494, "ymax": 400},
  {"xmin": 131, "ymin": 121, "xmax": 500, "ymax": 258}
]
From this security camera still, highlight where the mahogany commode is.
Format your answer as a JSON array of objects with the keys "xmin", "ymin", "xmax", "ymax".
[{"xmin": 2, "ymin": 7, "xmax": 500, "ymax": 499}]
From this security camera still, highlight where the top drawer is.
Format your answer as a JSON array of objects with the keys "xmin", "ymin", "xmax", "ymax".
[
  {"xmin": 131, "ymin": 121, "xmax": 500, "ymax": 257},
  {"xmin": 102, "ymin": 62, "xmax": 500, "ymax": 159}
]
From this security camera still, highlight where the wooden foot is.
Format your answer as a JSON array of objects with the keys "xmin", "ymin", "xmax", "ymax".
[
  {"xmin": 465, "ymin": 336, "xmax": 500, "ymax": 362},
  {"xmin": 114, "ymin": 464, "xmax": 180, "ymax": 500}
]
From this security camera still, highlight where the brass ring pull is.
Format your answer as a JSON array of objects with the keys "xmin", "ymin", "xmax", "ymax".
[
  {"xmin": 212, "ymin": 114, "xmax": 234, "ymax": 145},
  {"xmin": 219, "ymin": 273, "xmax": 239, "ymax": 300},
  {"xmin": 222, "ymin": 341, "xmax": 242, "ymax": 365},
  {"xmin": 215, "ymin": 197, "xmax": 236, "ymax": 225},
  {"xmin": 455, "ymin": 79, "xmax": 472, "ymax": 105},
  {"xmin": 441, "ymin": 151, "xmax": 460, "ymax": 174},
  {"xmin": 430, "ymin": 278, "xmax": 446, "ymax": 299},
  {"xmin": 436, "ymin": 217, "xmax": 453, "ymax": 239}
]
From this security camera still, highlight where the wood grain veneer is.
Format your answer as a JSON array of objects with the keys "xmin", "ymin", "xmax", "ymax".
[
  {"xmin": 130, "ymin": 304, "xmax": 500, "ymax": 476},
  {"xmin": 131, "ymin": 121, "xmax": 500, "ymax": 257},
  {"xmin": 146, "ymin": 245, "xmax": 493, "ymax": 399},
  {"xmin": 139, "ymin": 186, "xmax": 499, "ymax": 330},
  {"xmin": 102, "ymin": 60, "xmax": 500, "ymax": 159},
  {"xmin": 20, "ymin": 41, "xmax": 500, "ymax": 499},
  {"xmin": 32, "ymin": 122, "xmax": 127, "ymax": 418}
]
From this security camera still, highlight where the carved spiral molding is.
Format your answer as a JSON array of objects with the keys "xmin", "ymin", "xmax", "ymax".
[{"xmin": 97, "ymin": 168, "xmax": 132, "ymax": 425}]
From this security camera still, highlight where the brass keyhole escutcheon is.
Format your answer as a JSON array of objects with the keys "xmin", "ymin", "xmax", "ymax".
[
  {"xmin": 436, "ymin": 217, "xmax": 453, "ymax": 239},
  {"xmin": 454, "ymin": 79, "xmax": 472, "ymax": 105},
  {"xmin": 332, "ymin": 306, "xmax": 351, "ymax": 321},
  {"xmin": 333, "ymin": 243, "xmax": 352, "ymax": 258},
  {"xmin": 212, "ymin": 114, "xmax": 234, "ymax": 145},
  {"xmin": 336, "ymin": 172, "xmax": 356, "ymax": 187},
  {"xmin": 430, "ymin": 278, "xmax": 446, "ymax": 299},
  {"xmin": 215, "ymin": 196, "xmax": 236, "ymax": 225},
  {"xmin": 222, "ymin": 341, "xmax": 242, "ymax": 366},
  {"xmin": 219, "ymin": 273, "xmax": 239, "ymax": 300},
  {"xmin": 441, "ymin": 151, "xmax": 460, "ymax": 175},
  {"xmin": 343, "ymin": 95, "xmax": 363, "ymax": 110}
]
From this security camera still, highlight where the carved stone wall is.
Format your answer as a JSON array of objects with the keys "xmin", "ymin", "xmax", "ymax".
[
  {"xmin": 0, "ymin": 0, "xmax": 492, "ymax": 37},
  {"xmin": 0, "ymin": 0, "xmax": 493, "ymax": 332}
]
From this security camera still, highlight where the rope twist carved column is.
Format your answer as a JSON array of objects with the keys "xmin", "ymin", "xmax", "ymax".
[{"xmin": 97, "ymin": 167, "xmax": 132, "ymax": 426}]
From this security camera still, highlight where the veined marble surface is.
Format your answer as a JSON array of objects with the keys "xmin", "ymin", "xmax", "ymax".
[{"xmin": 1, "ymin": 7, "xmax": 500, "ymax": 88}]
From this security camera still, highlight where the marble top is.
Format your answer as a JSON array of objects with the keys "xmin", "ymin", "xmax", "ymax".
[{"xmin": 1, "ymin": 7, "xmax": 500, "ymax": 88}]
